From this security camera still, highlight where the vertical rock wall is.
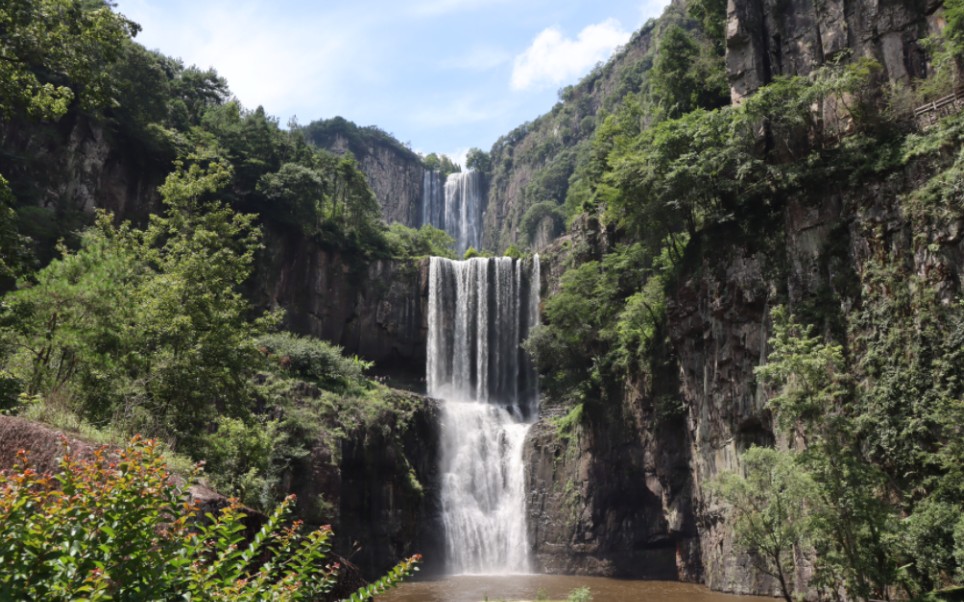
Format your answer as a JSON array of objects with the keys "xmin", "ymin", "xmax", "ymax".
[
  {"xmin": 524, "ymin": 162, "xmax": 964, "ymax": 594},
  {"xmin": 726, "ymin": 0, "xmax": 945, "ymax": 101},
  {"xmin": 319, "ymin": 134, "xmax": 427, "ymax": 228},
  {"xmin": 256, "ymin": 229, "xmax": 430, "ymax": 381}
]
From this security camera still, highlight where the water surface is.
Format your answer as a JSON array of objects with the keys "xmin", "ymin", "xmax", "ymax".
[{"xmin": 380, "ymin": 575, "xmax": 769, "ymax": 602}]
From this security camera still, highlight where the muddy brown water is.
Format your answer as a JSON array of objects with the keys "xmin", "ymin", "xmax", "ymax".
[{"xmin": 379, "ymin": 575, "xmax": 770, "ymax": 602}]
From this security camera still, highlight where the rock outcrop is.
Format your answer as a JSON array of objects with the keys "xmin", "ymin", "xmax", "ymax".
[
  {"xmin": 726, "ymin": 0, "xmax": 945, "ymax": 101},
  {"xmin": 524, "ymin": 152, "xmax": 964, "ymax": 594},
  {"xmin": 0, "ymin": 397, "xmax": 445, "ymax": 580},
  {"xmin": 524, "ymin": 222, "xmax": 702, "ymax": 582},
  {"xmin": 524, "ymin": 401, "xmax": 701, "ymax": 580},
  {"xmin": 257, "ymin": 230, "xmax": 430, "ymax": 381},
  {"xmin": 282, "ymin": 393, "xmax": 445, "ymax": 577},
  {"xmin": 0, "ymin": 114, "xmax": 168, "ymax": 230},
  {"xmin": 300, "ymin": 120, "xmax": 427, "ymax": 228},
  {"xmin": 478, "ymin": 17, "xmax": 662, "ymax": 253},
  {"xmin": 323, "ymin": 133, "xmax": 426, "ymax": 228},
  {"xmin": 2, "ymin": 115, "xmax": 433, "ymax": 382}
]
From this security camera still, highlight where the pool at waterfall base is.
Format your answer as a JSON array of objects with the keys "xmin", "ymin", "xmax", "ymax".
[{"xmin": 380, "ymin": 575, "xmax": 771, "ymax": 602}]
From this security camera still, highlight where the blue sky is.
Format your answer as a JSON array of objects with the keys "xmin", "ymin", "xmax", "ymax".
[{"xmin": 115, "ymin": 0, "xmax": 670, "ymax": 164}]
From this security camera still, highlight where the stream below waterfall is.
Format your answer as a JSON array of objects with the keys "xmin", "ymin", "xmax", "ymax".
[{"xmin": 380, "ymin": 576, "xmax": 770, "ymax": 602}]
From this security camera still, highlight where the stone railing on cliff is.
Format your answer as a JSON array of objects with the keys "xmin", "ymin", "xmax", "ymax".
[{"xmin": 914, "ymin": 85, "xmax": 964, "ymax": 128}]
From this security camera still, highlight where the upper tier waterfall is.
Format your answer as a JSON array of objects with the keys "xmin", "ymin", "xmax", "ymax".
[
  {"xmin": 427, "ymin": 255, "xmax": 540, "ymax": 574},
  {"xmin": 422, "ymin": 169, "xmax": 445, "ymax": 234},
  {"xmin": 421, "ymin": 170, "xmax": 483, "ymax": 256}
]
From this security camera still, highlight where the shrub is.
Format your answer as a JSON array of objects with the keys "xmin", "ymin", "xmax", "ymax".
[
  {"xmin": 567, "ymin": 586, "xmax": 593, "ymax": 602},
  {"xmin": 0, "ymin": 437, "xmax": 419, "ymax": 601},
  {"xmin": 258, "ymin": 332, "xmax": 371, "ymax": 391},
  {"xmin": 383, "ymin": 223, "xmax": 455, "ymax": 259}
]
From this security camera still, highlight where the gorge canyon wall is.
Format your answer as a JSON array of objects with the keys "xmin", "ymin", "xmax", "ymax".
[{"xmin": 2, "ymin": 0, "xmax": 959, "ymax": 593}]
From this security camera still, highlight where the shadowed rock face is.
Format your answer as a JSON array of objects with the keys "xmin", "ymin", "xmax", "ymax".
[
  {"xmin": 255, "ymin": 228, "xmax": 431, "ymax": 384},
  {"xmin": 524, "ymin": 406, "xmax": 701, "ymax": 581},
  {"xmin": 319, "ymin": 133, "xmax": 427, "ymax": 229},
  {"xmin": 726, "ymin": 0, "xmax": 943, "ymax": 102},
  {"xmin": 284, "ymin": 394, "xmax": 446, "ymax": 578},
  {"xmin": 523, "ymin": 160, "xmax": 964, "ymax": 595}
]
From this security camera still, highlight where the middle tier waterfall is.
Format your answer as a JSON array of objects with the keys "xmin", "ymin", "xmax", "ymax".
[{"xmin": 427, "ymin": 255, "xmax": 540, "ymax": 575}]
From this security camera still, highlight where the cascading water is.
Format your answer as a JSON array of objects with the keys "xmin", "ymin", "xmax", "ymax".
[
  {"xmin": 422, "ymin": 169, "xmax": 444, "ymax": 232},
  {"xmin": 427, "ymin": 255, "xmax": 540, "ymax": 575},
  {"xmin": 421, "ymin": 170, "xmax": 483, "ymax": 256}
]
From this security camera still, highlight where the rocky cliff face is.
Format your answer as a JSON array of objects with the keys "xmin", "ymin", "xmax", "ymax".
[
  {"xmin": 524, "ymin": 155, "xmax": 964, "ymax": 594},
  {"xmin": 324, "ymin": 133, "xmax": 426, "ymax": 228},
  {"xmin": 726, "ymin": 0, "xmax": 945, "ymax": 100},
  {"xmin": 2, "ymin": 114, "xmax": 433, "ymax": 380},
  {"xmin": 256, "ymin": 230, "xmax": 430, "ymax": 380},
  {"xmin": 524, "ymin": 400, "xmax": 702, "ymax": 580},
  {"xmin": 524, "ymin": 219, "xmax": 703, "ymax": 582},
  {"xmin": 284, "ymin": 393, "xmax": 445, "ymax": 577},
  {"xmin": 478, "ymin": 17, "xmax": 661, "ymax": 253},
  {"xmin": 0, "ymin": 114, "xmax": 168, "ymax": 232},
  {"xmin": 301, "ymin": 119, "xmax": 428, "ymax": 229}
]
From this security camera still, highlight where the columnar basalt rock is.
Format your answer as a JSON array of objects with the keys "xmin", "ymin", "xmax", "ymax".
[
  {"xmin": 256, "ymin": 228, "xmax": 430, "ymax": 380},
  {"xmin": 726, "ymin": 0, "xmax": 943, "ymax": 101},
  {"xmin": 322, "ymin": 134, "xmax": 427, "ymax": 228}
]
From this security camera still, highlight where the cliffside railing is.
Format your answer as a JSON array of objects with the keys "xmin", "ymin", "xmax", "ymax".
[{"xmin": 914, "ymin": 85, "xmax": 964, "ymax": 128}]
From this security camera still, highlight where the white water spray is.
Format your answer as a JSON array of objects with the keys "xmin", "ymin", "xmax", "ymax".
[{"xmin": 427, "ymin": 255, "xmax": 540, "ymax": 574}]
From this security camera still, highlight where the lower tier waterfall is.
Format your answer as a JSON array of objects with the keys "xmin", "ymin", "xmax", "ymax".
[{"xmin": 427, "ymin": 255, "xmax": 540, "ymax": 574}]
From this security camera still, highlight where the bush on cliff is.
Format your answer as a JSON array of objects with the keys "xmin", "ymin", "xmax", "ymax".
[{"xmin": 0, "ymin": 437, "xmax": 418, "ymax": 601}]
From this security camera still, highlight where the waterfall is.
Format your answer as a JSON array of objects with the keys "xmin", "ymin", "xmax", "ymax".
[
  {"xmin": 421, "ymin": 170, "xmax": 483, "ymax": 256},
  {"xmin": 427, "ymin": 255, "xmax": 540, "ymax": 575},
  {"xmin": 422, "ymin": 169, "xmax": 444, "ymax": 231}
]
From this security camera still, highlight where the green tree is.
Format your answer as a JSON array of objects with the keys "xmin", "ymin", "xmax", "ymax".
[
  {"xmin": 649, "ymin": 25, "xmax": 728, "ymax": 118},
  {"xmin": 137, "ymin": 158, "xmax": 272, "ymax": 447},
  {"xmin": 713, "ymin": 447, "xmax": 818, "ymax": 602},
  {"xmin": 0, "ymin": 0, "xmax": 138, "ymax": 120},
  {"xmin": 756, "ymin": 308, "xmax": 898, "ymax": 600},
  {"xmin": 687, "ymin": 0, "xmax": 727, "ymax": 53},
  {"xmin": 383, "ymin": 223, "xmax": 455, "ymax": 259},
  {"xmin": 0, "ymin": 176, "xmax": 29, "ymax": 280},
  {"xmin": 944, "ymin": 0, "xmax": 964, "ymax": 58},
  {"xmin": 0, "ymin": 158, "xmax": 273, "ymax": 451},
  {"xmin": 465, "ymin": 147, "xmax": 491, "ymax": 173},
  {"xmin": 422, "ymin": 152, "xmax": 461, "ymax": 177},
  {"xmin": 257, "ymin": 162, "xmax": 327, "ymax": 229}
]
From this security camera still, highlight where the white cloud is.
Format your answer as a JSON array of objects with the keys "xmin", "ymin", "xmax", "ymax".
[
  {"xmin": 117, "ymin": 0, "xmax": 380, "ymax": 121},
  {"xmin": 439, "ymin": 46, "xmax": 511, "ymax": 71},
  {"xmin": 510, "ymin": 18, "xmax": 631, "ymax": 91}
]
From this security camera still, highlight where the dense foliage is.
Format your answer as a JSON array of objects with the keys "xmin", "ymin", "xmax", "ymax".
[
  {"xmin": 0, "ymin": 0, "xmax": 137, "ymax": 121},
  {"xmin": 528, "ymin": 4, "xmax": 964, "ymax": 596},
  {"xmin": 1, "ymin": 159, "xmax": 269, "ymax": 451},
  {"xmin": 0, "ymin": 1, "xmax": 446, "ymax": 276},
  {"xmin": 477, "ymin": 1, "xmax": 727, "ymax": 251},
  {"xmin": 0, "ymin": 438, "xmax": 418, "ymax": 601},
  {"xmin": 0, "ymin": 17, "xmax": 447, "ymax": 597}
]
